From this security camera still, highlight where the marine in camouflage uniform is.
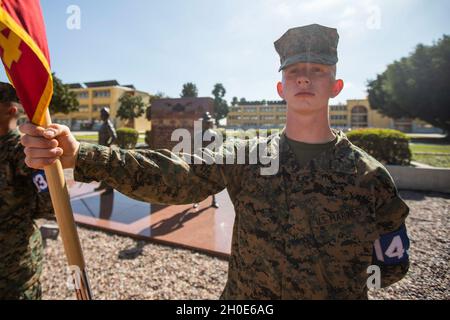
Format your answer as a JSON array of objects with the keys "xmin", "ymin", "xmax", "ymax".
[
  {"xmin": 24, "ymin": 24, "xmax": 411, "ymax": 299},
  {"xmin": 0, "ymin": 83, "xmax": 54, "ymax": 300},
  {"xmin": 73, "ymin": 126, "xmax": 409, "ymax": 299}
]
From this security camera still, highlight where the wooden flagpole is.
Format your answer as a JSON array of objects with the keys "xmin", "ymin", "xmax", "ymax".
[{"xmin": 41, "ymin": 110, "xmax": 93, "ymax": 300}]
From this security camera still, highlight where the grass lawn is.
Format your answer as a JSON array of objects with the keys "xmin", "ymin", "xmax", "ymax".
[
  {"xmin": 412, "ymin": 154, "xmax": 450, "ymax": 168},
  {"xmin": 75, "ymin": 134, "xmax": 145, "ymax": 143},
  {"xmin": 409, "ymin": 143, "xmax": 450, "ymax": 154},
  {"xmin": 75, "ymin": 135, "xmax": 97, "ymax": 141},
  {"xmin": 410, "ymin": 143, "xmax": 450, "ymax": 168}
]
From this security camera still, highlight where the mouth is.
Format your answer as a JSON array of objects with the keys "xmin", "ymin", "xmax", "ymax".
[{"xmin": 295, "ymin": 91, "xmax": 315, "ymax": 97}]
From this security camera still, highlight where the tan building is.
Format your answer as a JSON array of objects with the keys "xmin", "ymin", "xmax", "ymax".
[
  {"xmin": 52, "ymin": 80, "xmax": 151, "ymax": 133},
  {"xmin": 227, "ymin": 101, "xmax": 287, "ymax": 129},
  {"xmin": 227, "ymin": 98, "xmax": 442, "ymax": 133}
]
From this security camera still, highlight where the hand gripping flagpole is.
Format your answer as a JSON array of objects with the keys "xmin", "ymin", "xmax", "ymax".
[{"xmin": 41, "ymin": 111, "xmax": 93, "ymax": 300}]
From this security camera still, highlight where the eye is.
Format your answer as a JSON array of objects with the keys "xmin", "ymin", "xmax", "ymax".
[{"xmin": 312, "ymin": 67, "xmax": 323, "ymax": 73}]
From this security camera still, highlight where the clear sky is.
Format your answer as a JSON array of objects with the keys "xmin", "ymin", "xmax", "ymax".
[{"xmin": 1, "ymin": 0, "xmax": 449, "ymax": 104}]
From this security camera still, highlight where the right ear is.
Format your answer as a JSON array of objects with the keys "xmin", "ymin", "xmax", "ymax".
[
  {"xmin": 8, "ymin": 105, "xmax": 18, "ymax": 117},
  {"xmin": 277, "ymin": 82, "xmax": 285, "ymax": 99}
]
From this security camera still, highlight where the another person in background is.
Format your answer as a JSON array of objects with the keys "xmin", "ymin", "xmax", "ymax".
[
  {"xmin": 0, "ymin": 82, "xmax": 54, "ymax": 300},
  {"xmin": 94, "ymin": 107, "xmax": 117, "ymax": 192},
  {"xmin": 193, "ymin": 112, "xmax": 220, "ymax": 209}
]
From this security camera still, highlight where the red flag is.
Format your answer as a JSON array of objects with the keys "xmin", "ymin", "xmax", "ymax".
[{"xmin": 0, "ymin": 0, "xmax": 53, "ymax": 125}]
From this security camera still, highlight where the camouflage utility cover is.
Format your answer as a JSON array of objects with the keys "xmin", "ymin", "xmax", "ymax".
[{"xmin": 275, "ymin": 24, "xmax": 339, "ymax": 71}]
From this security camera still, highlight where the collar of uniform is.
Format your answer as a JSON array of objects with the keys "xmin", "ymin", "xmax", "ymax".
[
  {"xmin": 278, "ymin": 128, "xmax": 357, "ymax": 174},
  {"xmin": 0, "ymin": 128, "xmax": 20, "ymax": 144}
]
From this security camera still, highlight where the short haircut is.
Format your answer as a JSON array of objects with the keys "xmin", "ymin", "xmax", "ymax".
[{"xmin": 0, "ymin": 82, "xmax": 20, "ymax": 104}]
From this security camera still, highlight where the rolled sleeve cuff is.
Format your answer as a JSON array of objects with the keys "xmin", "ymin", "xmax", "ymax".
[{"xmin": 74, "ymin": 142, "xmax": 111, "ymax": 183}]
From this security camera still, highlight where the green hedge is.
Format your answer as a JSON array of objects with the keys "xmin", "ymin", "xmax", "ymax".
[
  {"xmin": 346, "ymin": 128, "xmax": 411, "ymax": 165},
  {"xmin": 116, "ymin": 128, "xmax": 139, "ymax": 149}
]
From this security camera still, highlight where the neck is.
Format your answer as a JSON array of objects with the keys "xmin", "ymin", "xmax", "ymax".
[
  {"xmin": 285, "ymin": 106, "xmax": 335, "ymax": 144},
  {"xmin": 0, "ymin": 121, "xmax": 17, "ymax": 137}
]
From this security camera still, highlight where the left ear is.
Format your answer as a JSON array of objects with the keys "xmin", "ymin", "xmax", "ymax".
[
  {"xmin": 277, "ymin": 81, "xmax": 285, "ymax": 99},
  {"xmin": 331, "ymin": 79, "xmax": 344, "ymax": 98}
]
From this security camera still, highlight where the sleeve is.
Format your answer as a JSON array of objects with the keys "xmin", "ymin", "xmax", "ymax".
[
  {"xmin": 74, "ymin": 140, "xmax": 244, "ymax": 205},
  {"xmin": 371, "ymin": 166, "xmax": 410, "ymax": 288},
  {"xmin": 13, "ymin": 144, "xmax": 55, "ymax": 220}
]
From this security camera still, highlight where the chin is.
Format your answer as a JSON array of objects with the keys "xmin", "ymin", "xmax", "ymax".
[{"xmin": 288, "ymin": 101, "xmax": 314, "ymax": 112}]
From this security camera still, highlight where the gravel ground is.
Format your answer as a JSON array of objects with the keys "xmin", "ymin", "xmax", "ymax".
[{"xmin": 40, "ymin": 190, "xmax": 449, "ymax": 300}]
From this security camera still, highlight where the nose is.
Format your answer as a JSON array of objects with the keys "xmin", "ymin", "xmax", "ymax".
[{"xmin": 297, "ymin": 75, "xmax": 311, "ymax": 86}]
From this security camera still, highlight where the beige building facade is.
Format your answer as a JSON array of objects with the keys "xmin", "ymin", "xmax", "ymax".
[
  {"xmin": 227, "ymin": 98, "xmax": 442, "ymax": 133},
  {"xmin": 52, "ymin": 80, "xmax": 151, "ymax": 133}
]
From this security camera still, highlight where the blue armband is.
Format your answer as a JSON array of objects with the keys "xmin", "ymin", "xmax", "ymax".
[
  {"xmin": 32, "ymin": 170, "xmax": 49, "ymax": 193},
  {"xmin": 373, "ymin": 224, "xmax": 410, "ymax": 265}
]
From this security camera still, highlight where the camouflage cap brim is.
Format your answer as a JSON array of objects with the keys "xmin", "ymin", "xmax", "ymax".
[{"xmin": 279, "ymin": 52, "xmax": 338, "ymax": 72}]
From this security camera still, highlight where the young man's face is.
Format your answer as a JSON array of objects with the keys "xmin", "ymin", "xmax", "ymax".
[{"xmin": 277, "ymin": 62, "xmax": 344, "ymax": 114}]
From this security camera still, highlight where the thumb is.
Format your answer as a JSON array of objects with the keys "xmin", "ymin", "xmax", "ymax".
[{"xmin": 43, "ymin": 124, "xmax": 71, "ymax": 139}]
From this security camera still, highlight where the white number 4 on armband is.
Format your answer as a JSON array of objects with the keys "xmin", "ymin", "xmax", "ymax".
[
  {"xmin": 32, "ymin": 170, "xmax": 49, "ymax": 193},
  {"xmin": 375, "ymin": 236, "xmax": 404, "ymax": 259},
  {"xmin": 373, "ymin": 225, "xmax": 410, "ymax": 265}
]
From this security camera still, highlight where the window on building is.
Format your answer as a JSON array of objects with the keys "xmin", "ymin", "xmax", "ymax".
[
  {"xmin": 330, "ymin": 105, "xmax": 347, "ymax": 111},
  {"xmin": 77, "ymin": 91, "xmax": 89, "ymax": 99},
  {"xmin": 351, "ymin": 105, "xmax": 368, "ymax": 128},
  {"xmin": 330, "ymin": 115, "xmax": 347, "ymax": 120},
  {"xmin": 93, "ymin": 90, "xmax": 111, "ymax": 98},
  {"xmin": 260, "ymin": 107, "xmax": 273, "ymax": 113}
]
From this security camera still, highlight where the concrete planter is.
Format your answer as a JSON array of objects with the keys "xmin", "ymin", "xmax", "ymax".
[{"xmin": 386, "ymin": 165, "xmax": 450, "ymax": 194}]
